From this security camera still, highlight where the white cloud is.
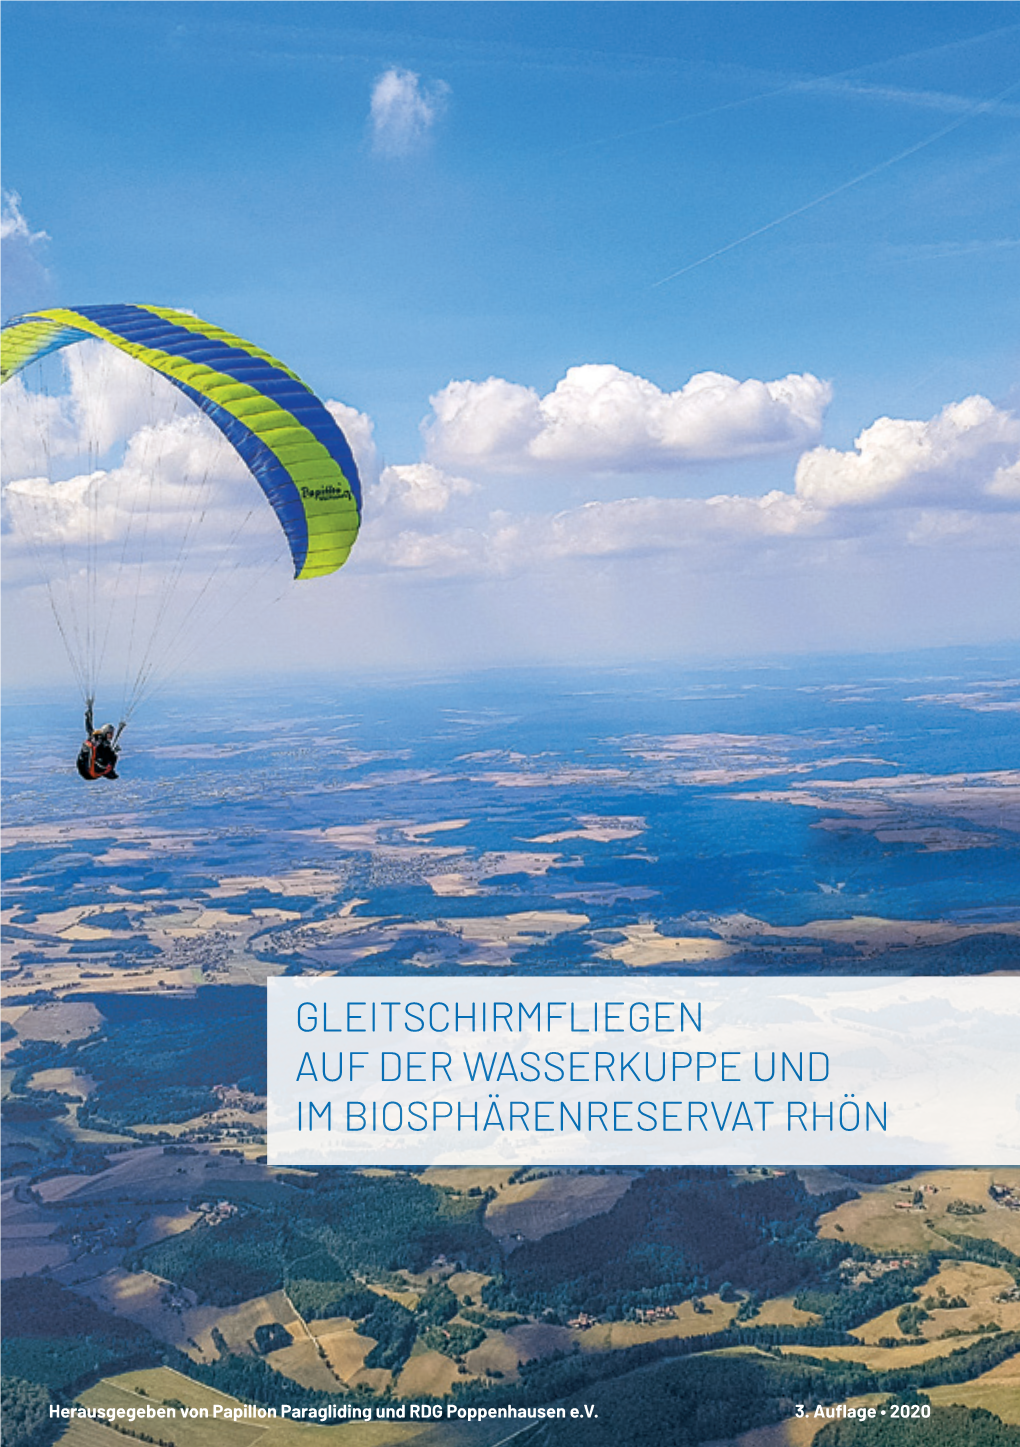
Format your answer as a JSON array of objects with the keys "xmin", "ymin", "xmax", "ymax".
[
  {"xmin": 795, "ymin": 395, "xmax": 1020, "ymax": 508},
  {"xmin": 424, "ymin": 377, "xmax": 544, "ymax": 469},
  {"xmin": 0, "ymin": 376, "xmax": 80, "ymax": 479},
  {"xmin": 0, "ymin": 191, "xmax": 48, "ymax": 246},
  {"xmin": 987, "ymin": 458, "xmax": 1020, "ymax": 500},
  {"xmin": 536, "ymin": 489, "xmax": 826, "ymax": 560},
  {"xmin": 326, "ymin": 399, "xmax": 381, "ymax": 489},
  {"xmin": 1, "ymin": 341, "xmax": 201, "ymax": 484},
  {"xmin": 1, "ymin": 345, "xmax": 290, "ymax": 575},
  {"xmin": 355, "ymin": 384, "xmax": 1020, "ymax": 585},
  {"xmin": 369, "ymin": 68, "xmax": 449, "ymax": 157},
  {"xmin": 901, "ymin": 507, "xmax": 1020, "ymax": 550},
  {"xmin": 357, "ymin": 487, "xmax": 833, "ymax": 579},
  {"xmin": 374, "ymin": 461, "xmax": 476, "ymax": 516},
  {"xmin": 4, "ymin": 414, "xmax": 258, "ymax": 555},
  {"xmin": 424, "ymin": 364, "xmax": 832, "ymax": 472},
  {"xmin": 66, "ymin": 342, "xmax": 189, "ymax": 455},
  {"xmin": 5, "ymin": 341, "xmax": 1019, "ymax": 681},
  {"xmin": 0, "ymin": 192, "xmax": 51, "ymax": 317}
]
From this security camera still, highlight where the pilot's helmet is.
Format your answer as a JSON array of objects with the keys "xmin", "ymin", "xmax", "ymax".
[{"xmin": 98, "ymin": 724, "xmax": 116, "ymax": 738}]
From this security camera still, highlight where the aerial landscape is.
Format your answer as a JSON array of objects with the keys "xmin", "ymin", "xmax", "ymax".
[
  {"xmin": 4, "ymin": 659, "xmax": 1020, "ymax": 1444},
  {"xmin": 3, "ymin": 3, "xmax": 1019, "ymax": 1446}
]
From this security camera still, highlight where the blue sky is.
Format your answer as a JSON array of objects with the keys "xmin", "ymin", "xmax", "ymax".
[{"xmin": 2, "ymin": 2, "xmax": 1019, "ymax": 684}]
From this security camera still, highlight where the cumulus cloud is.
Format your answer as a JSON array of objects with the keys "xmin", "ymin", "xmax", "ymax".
[
  {"xmin": 7, "ymin": 330, "xmax": 1019, "ymax": 676},
  {"xmin": 326, "ymin": 399, "xmax": 381, "ymax": 490},
  {"xmin": 2, "ymin": 340, "xmax": 209, "ymax": 485},
  {"xmin": 1, "ymin": 346, "xmax": 286, "ymax": 570},
  {"xmin": 795, "ymin": 395, "xmax": 1020, "ymax": 509},
  {"xmin": 374, "ymin": 461, "xmax": 476, "ymax": 515},
  {"xmin": 354, "ymin": 382, "xmax": 1020, "ymax": 584},
  {"xmin": 0, "ymin": 377, "xmax": 79, "ymax": 480},
  {"xmin": 423, "ymin": 364, "xmax": 832, "ymax": 472},
  {"xmin": 535, "ymin": 489, "xmax": 826, "ymax": 560},
  {"xmin": 986, "ymin": 458, "xmax": 1020, "ymax": 501},
  {"xmin": 67, "ymin": 342, "xmax": 189, "ymax": 455},
  {"xmin": 358, "ymin": 485, "xmax": 833, "ymax": 578},
  {"xmin": 4, "ymin": 414, "xmax": 259, "ymax": 557},
  {"xmin": 1, "ymin": 192, "xmax": 52, "ymax": 317},
  {"xmin": 369, "ymin": 68, "xmax": 449, "ymax": 156},
  {"xmin": 361, "ymin": 482, "xmax": 1020, "ymax": 582}
]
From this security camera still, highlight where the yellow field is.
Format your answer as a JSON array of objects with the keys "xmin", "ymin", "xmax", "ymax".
[
  {"xmin": 27, "ymin": 1067, "xmax": 96, "ymax": 1096},
  {"xmin": 778, "ymin": 1332, "xmax": 1002, "ymax": 1371},
  {"xmin": 927, "ymin": 1349, "xmax": 1020, "ymax": 1423},
  {"xmin": 57, "ymin": 1115, "xmax": 139, "ymax": 1149},
  {"xmin": 484, "ymin": 1171, "xmax": 634, "ymax": 1244},
  {"xmin": 78, "ymin": 1374, "xmax": 267, "ymax": 1447},
  {"xmin": 817, "ymin": 1168, "xmax": 1020, "ymax": 1254},
  {"xmin": 489, "ymin": 1321, "xmax": 573, "ymax": 1365},
  {"xmin": 419, "ymin": 1167, "xmax": 514, "ymax": 1192},
  {"xmin": 6, "ymin": 1000, "xmax": 104, "ymax": 1043},
  {"xmin": 366, "ymin": 1283, "xmax": 420, "ymax": 1311},
  {"xmin": 201, "ymin": 1291, "xmax": 298, "ymax": 1357},
  {"xmin": 570, "ymin": 1294, "xmax": 739, "ymax": 1354},
  {"xmin": 77, "ymin": 1269, "xmax": 219, "ymax": 1357},
  {"xmin": 70, "ymin": 1369, "xmax": 429, "ymax": 1447},
  {"xmin": 133, "ymin": 1210, "xmax": 200, "ymax": 1249},
  {"xmin": 443, "ymin": 1270, "xmax": 491, "ymax": 1301},
  {"xmin": 264, "ymin": 1338, "xmax": 343, "ymax": 1393},
  {"xmin": 33, "ymin": 1143, "xmax": 276, "ymax": 1205},
  {"xmin": 347, "ymin": 1365, "xmax": 393, "ymax": 1394},
  {"xmin": 459, "ymin": 1320, "xmax": 581, "ymax": 1380},
  {"xmin": 461, "ymin": 1330, "xmax": 525, "ymax": 1379},
  {"xmin": 851, "ymin": 1259, "xmax": 1020, "ymax": 1344},
  {"xmin": 304, "ymin": 1314, "xmax": 357, "ymax": 1338},
  {"xmin": 596, "ymin": 922, "xmax": 738, "ymax": 967},
  {"xmin": 706, "ymin": 1396, "xmax": 889, "ymax": 1447},
  {"xmin": 56, "ymin": 1418, "xmax": 136, "ymax": 1447},
  {"xmin": 704, "ymin": 1414, "xmax": 821, "ymax": 1447},
  {"xmin": 315, "ymin": 1324, "xmax": 377, "ymax": 1384},
  {"xmin": 0, "ymin": 1237, "xmax": 70, "ymax": 1277},
  {"xmin": 753, "ymin": 1297, "xmax": 821, "ymax": 1329},
  {"xmin": 395, "ymin": 1348, "xmax": 469, "ymax": 1397},
  {"xmin": 1, "ymin": 1177, "xmax": 73, "ymax": 1279}
]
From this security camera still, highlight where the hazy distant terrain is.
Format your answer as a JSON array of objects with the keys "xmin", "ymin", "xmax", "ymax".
[{"xmin": 3, "ymin": 654, "xmax": 1019, "ymax": 993}]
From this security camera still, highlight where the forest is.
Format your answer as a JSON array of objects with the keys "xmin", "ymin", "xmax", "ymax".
[
  {"xmin": 0, "ymin": 1280, "xmax": 160, "ymax": 1393},
  {"xmin": 132, "ymin": 1169, "xmax": 498, "ymax": 1305},
  {"xmin": 483, "ymin": 1167, "xmax": 855, "ymax": 1316},
  {"xmin": 1, "ymin": 1377, "xmax": 57, "ymax": 1447},
  {"xmin": 4, "ymin": 999, "xmax": 1018, "ymax": 1447},
  {"xmin": 4, "ymin": 990, "xmax": 265, "ymax": 1134},
  {"xmin": 2, "ymin": 1255, "xmax": 1018, "ymax": 1447},
  {"xmin": 479, "ymin": 1347, "xmax": 1020, "ymax": 1447},
  {"xmin": 813, "ymin": 1400, "xmax": 1020, "ymax": 1447}
]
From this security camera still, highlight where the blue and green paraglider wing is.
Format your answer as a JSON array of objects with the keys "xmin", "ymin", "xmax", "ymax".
[{"xmin": 0, "ymin": 303, "xmax": 361, "ymax": 579}]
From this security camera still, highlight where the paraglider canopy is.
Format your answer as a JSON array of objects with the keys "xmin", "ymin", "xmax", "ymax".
[{"xmin": 1, "ymin": 303, "xmax": 362, "ymax": 579}]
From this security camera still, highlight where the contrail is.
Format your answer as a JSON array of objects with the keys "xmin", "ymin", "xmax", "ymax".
[
  {"xmin": 651, "ymin": 75, "xmax": 1020, "ymax": 289},
  {"xmin": 552, "ymin": 22, "xmax": 1020, "ymax": 159}
]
